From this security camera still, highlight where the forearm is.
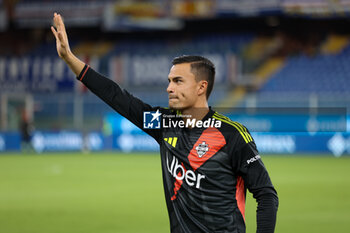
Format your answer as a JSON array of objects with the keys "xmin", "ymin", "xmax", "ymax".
[
  {"xmin": 76, "ymin": 66, "xmax": 154, "ymax": 130},
  {"xmin": 256, "ymin": 191, "xmax": 279, "ymax": 233},
  {"xmin": 63, "ymin": 51, "xmax": 85, "ymax": 76},
  {"xmin": 77, "ymin": 66, "xmax": 130, "ymax": 113},
  {"xmin": 235, "ymin": 142, "xmax": 278, "ymax": 232}
]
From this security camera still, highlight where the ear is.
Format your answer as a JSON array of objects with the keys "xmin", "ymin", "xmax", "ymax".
[{"xmin": 197, "ymin": 80, "xmax": 208, "ymax": 96}]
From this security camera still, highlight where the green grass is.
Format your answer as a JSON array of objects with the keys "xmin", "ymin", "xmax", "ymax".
[{"xmin": 0, "ymin": 153, "xmax": 349, "ymax": 233}]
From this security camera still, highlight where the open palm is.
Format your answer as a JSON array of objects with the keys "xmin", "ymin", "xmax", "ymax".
[{"xmin": 51, "ymin": 12, "xmax": 71, "ymax": 60}]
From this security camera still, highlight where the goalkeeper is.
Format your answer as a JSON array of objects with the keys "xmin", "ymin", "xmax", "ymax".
[{"xmin": 51, "ymin": 12, "xmax": 278, "ymax": 233}]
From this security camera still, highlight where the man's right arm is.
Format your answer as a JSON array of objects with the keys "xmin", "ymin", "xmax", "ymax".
[
  {"xmin": 51, "ymin": 12, "xmax": 85, "ymax": 76},
  {"xmin": 76, "ymin": 65, "xmax": 159, "ymax": 136},
  {"xmin": 51, "ymin": 13, "xmax": 161, "ymax": 142}
]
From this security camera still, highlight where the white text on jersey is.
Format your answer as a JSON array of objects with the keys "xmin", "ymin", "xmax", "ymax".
[{"xmin": 167, "ymin": 155, "xmax": 205, "ymax": 189}]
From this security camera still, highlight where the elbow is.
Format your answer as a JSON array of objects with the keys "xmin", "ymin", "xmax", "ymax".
[{"xmin": 254, "ymin": 187, "xmax": 279, "ymax": 211}]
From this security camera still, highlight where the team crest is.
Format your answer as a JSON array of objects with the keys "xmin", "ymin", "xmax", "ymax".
[{"xmin": 195, "ymin": 141, "xmax": 209, "ymax": 158}]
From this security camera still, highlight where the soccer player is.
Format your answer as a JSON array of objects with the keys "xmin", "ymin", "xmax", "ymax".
[{"xmin": 51, "ymin": 12, "xmax": 278, "ymax": 233}]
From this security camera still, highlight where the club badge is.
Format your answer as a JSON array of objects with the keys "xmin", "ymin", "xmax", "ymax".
[{"xmin": 195, "ymin": 141, "xmax": 209, "ymax": 158}]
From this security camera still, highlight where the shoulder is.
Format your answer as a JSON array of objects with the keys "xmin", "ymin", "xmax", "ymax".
[{"xmin": 211, "ymin": 111, "xmax": 254, "ymax": 145}]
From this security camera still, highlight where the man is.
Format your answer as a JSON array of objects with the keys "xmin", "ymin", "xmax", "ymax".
[
  {"xmin": 51, "ymin": 12, "xmax": 278, "ymax": 233},
  {"xmin": 19, "ymin": 109, "xmax": 34, "ymax": 153}
]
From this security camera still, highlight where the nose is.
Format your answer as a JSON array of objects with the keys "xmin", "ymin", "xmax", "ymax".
[{"xmin": 167, "ymin": 81, "xmax": 174, "ymax": 94}]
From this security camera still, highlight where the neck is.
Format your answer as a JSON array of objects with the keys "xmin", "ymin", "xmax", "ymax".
[{"xmin": 181, "ymin": 102, "xmax": 209, "ymax": 121}]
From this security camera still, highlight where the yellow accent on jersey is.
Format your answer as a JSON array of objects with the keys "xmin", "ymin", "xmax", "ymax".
[
  {"xmin": 171, "ymin": 137, "xmax": 178, "ymax": 148},
  {"xmin": 164, "ymin": 137, "xmax": 178, "ymax": 147},
  {"xmin": 213, "ymin": 113, "xmax": 252, "ymax": 144}
]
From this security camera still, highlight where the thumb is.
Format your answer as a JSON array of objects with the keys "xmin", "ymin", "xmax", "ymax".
[{"xmin": 51, "ymin": 26, "xmax": 58, "ymax": 40}]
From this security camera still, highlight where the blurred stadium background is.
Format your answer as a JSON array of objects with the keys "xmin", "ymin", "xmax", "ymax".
[{"xmin": 0, "ymin": 0, "xmax": 350, "ymax": 233}]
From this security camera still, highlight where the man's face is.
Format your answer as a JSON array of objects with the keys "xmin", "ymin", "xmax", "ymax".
[{"xmin": 167, "ymin": 63, "xmax": 200, "ymax": 110}]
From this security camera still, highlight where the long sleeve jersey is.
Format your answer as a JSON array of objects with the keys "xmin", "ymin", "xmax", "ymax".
[{"xmin": 77, "ymin": 65, "xmax": 279, "ymax": 233}]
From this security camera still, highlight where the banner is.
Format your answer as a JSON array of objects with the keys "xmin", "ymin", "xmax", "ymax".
[
  {"xmin": 282, "ymin": 0, "xmax": 350, "ymax": 17},
  {"xmin": 0, "ymin": 57, "xmax": 75, "ymax": 93},
  {"xmin": 252, "ymin": 132, "xmax": 350, "ymax": 156},
  {"xmin": 0, "ymin": 132, "xmax": 21, "ymax": 152},
  {"xmin": 229, "ymin": 109, "xmax": 347, "ymax": 132},
  {"xmin": 104, "ymin": 112, "xmax": 350, "ymax": 156},
  {"xmin": 0, "ymin": 130, "xmax": 349, "ymax": 156},
  {"xmin": 109, "ymin": 53, "xmax": 228, "ymax": 87},
  {"xmin": 216, "ymin": 0, "xmax": 281, "ymax": 16},
  {"xmin": 113, "ymin": 134, "xmax": 158, "ymax": 152},
  {"xmin": 31, "ymin": 131, "xmax": 83, "ymax": 153},
  {"xmin": 30, "ymin": 131, "xmax": 105, "ymax": 153},
  {"xmin": 15, "ymin": 1, "xmax": 106, "ymax": 28}
]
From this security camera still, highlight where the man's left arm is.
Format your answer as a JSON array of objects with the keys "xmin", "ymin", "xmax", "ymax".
[{"xmin": 236, "ymin": 142, "xmax": 279, "ymax": 233}]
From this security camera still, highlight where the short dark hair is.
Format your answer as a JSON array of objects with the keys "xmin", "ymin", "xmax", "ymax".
[{"xmin": 172, "ymin": 55, "xmax": 215, "ymax": 99}]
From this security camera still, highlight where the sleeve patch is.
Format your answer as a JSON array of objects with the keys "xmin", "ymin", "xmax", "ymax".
[{"xmin": 247, "ymin": 155, "xmax": 261, "ymax": 165}]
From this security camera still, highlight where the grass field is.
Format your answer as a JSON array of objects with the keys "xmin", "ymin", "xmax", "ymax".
[{"xmin": 0, "ymin": 152, "xmax": 350, "ymax": 233}]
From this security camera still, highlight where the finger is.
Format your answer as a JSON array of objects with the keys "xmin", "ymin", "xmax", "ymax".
[
  {"xmin": 52, "ymin": 13, "xmax": 58, "ymax": 29},
  {"xmin": 51, "ymin": 26, "xmax": 58, "ymax": 39},
  {"xmin": 53, "ymin": 12, "xmax": 58, "ymax": 27},
  {"xmin": 53, "ymin": 13, "xmax": 62, "ymax": 32},
  {"xmin": 57, "ymin": 14, "xmax": 66, "ymax": 31},
  {"xmin": 57, "ymin": 32, "xmax": 65, "ymax": 44}
]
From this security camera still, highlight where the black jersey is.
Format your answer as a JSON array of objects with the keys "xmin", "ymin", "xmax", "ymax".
[{"xmin": 77, "ymin": 65, "xmax": 278, "ymax": 233}]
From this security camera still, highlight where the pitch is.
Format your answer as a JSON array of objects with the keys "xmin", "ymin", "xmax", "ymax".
[{"xmin": 0, "ymin": 152, "xmax": 349, "ymax": 233}]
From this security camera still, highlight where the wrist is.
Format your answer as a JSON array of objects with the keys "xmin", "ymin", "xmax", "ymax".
[
  {"xmin": 62, "ymin": 50, "xmax": 75, "ymax": 64},
  {"xmin": 62, "ymin": 50, "xmax": 85, "ymax": 76}
]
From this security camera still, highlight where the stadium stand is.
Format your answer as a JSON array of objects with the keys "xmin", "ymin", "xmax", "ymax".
[
  {"xmin": 1, "ymin": 0, "xmax": 349, "ymax": 130},
  {"xmin": 2, "ymin": 30, "xmax": 350, "ymax": 130},
  {"xmin": 252, "ymin": 36, "xmax": 350, "ymax": 108}
]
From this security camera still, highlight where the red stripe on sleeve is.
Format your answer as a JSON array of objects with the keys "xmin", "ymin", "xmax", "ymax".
[{"xmin": 79, "ymin": 65, "xmax": 90, "ymax": 81}]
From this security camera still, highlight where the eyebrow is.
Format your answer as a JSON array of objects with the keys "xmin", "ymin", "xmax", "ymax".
[{"xmin": 168, "ymin": 76, "xmax": 183, "ymax": 81}]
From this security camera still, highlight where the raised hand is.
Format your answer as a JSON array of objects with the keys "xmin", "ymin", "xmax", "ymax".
[
  {"xmin": 51, "ymin": 12, "xmax": 71, "ymax": 61},
  {"xmin": 50, "ymin": 12, "xmax": 85, "ymax": 76}
]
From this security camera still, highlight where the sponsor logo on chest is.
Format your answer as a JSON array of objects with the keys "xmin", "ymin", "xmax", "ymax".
[{"xmin": 166, "ymin": 155, "xmax": 206, "ymax": 189}]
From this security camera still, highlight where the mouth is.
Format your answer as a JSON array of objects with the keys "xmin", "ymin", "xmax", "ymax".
[{"xmin": 168, "ymin": 96, "xmax": 178, "ymax": 100}]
